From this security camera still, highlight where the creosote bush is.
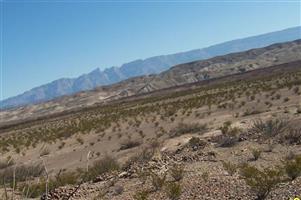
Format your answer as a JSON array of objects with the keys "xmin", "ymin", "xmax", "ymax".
[
  {"xmin": 83, "ymin": 155, "xmax": 119, "ymax": 181},
  {"xmin": 252, "ymin": 149, "xmax": 262, "ymax": 161},
  {"xmin": 170, "ymin": 164, "xmax": 184, "ymax": 181},
  {"xmin": 221, "ymin": 161, "xmax": 237, "ymax": 176},
  {"xmin": 150, "ymin": 172, "xmax": 166, "ymax": 191},
  {"xmin": 19, "ymin": 171, "xmax": 78, "ymax": 198},
  {"xmin": 250, "ymin": 118, "xmax": 289, "ymax": 138},
  {"xmin": 283, "ymin": 154, "xmax": 301, "ymax": 180},
  {"xmin": 281, "ymin": 128, "xmax": 301, "ymax": 145},
  {"xmin": 133, "ymin": 190, "xmax": 149, "ymax": 200},
  {"xmin": 240, "ymin": 164, "xmax": 283, "ymax": 200},
  {"xmin": 165, "ymin": 182, "xmax": 182, "ymax": 200},
  {"xmin": 123, "ymin": 147, "xmax": 155, "ymax": 170}
]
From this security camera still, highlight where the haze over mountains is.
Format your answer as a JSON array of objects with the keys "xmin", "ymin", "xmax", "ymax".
[
  {"xmin": 1, "ymin": 26, "xmax": 301, "ymax": 109},
  {"xmin": 1, "ymin": 39, "xmax": 300, "ymax": 126}
]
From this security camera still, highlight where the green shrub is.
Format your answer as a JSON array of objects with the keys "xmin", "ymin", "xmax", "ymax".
[
  {"xmin": 170, "ymin": 165, "xmax": 184, "ymax": 181},
  {"xmin": 83, "ymin": 155, "xmax": 119, "ymax": 181},
  {"xmin": 133, "ymin": 190, "xmax": 149, "ymax": 200},
  {"xmin": 150, "ymin": 172, "xmax": 166, "ymax": 191},
  {"xmin": 250, "ymin": 118, "xmax": 289, "ymax": 138},
  {"xmin": 165, "ymin": 182, "xmax": 182, "ymax": 200},
  {"xmin": 123, "ymin": 148, "xmax": 155, "ymax": 170},
  {"xmin": 252, "ymin": 149, "xmax": 262, "ymax": 161},
  {"xmin": 240, "ymin": 164, "xmax": 283, "ymax": 200},
  {"xmin": 201, "ymin": 171, "xmax": 209, "ymax": 181},
  {"xmin": 283, "ymin": 155, "xmax": 301, "ymax": 180},
  {"xmin": 221, "ymin": 161, "xmax": 237, "ymax": 176},
  {"xmin": 19, "ymin": 171, "xmax": 78, "ymax": 198}
]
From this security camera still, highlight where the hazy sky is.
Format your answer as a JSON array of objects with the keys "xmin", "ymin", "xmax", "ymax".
[{"xmin": 1, "ymin": 0, "xmax": 300, "ymax": 99}]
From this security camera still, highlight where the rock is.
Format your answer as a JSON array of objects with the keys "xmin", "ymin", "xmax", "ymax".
[{"xmin": 118, "ymin": 171, "xmax": 129, "ymax": 178}]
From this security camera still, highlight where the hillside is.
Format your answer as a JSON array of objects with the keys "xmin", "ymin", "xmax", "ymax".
[
  {"xmin": 0, "ymin": 60, "xmax": 300, "ymax": 199},
  {"xmin": 1, "ymin": 39, "xmax": 300, "ymax": 127},
  {"xmin": 1, "ymin": 26, "xmax": 300, "ymax": 108}
]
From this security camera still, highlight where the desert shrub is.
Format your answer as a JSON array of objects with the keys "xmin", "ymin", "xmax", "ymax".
[
  {"xmin": 83, "ymin": 155, "xmax": 119, "ymax": 181},
  {"xmin": 119, "ymin": 140, "xmax": 141, "ymax": 151},
  {"xmin": 281, "ymin": 128, "xmax": 301, "ymax": 145},
  {"xmin": 123, "ymin": 148, "xmax": 155, "ymax": 170},
  {"xmin": 201, "ymin": 171, "xmax": 209, "ymax": 181},
  {"xmin": 221, "ymin": 161, "xmax": 237, "ymax": 176},
  {"xmin": 19, "ymin": 171, "xmax": 78, "ymax": 198},
  {"xmin": 219, "ymin": 122, "xmax": 241, "ymax": 145},
  {"xmin": 169, "ymin": 123, "xmax": 207, "ymax": 138},
  {"xmin": 252, "ymin": 149, "xmax": 262, "ymax": 161},
  {"xmin": 188, "ymin": 137, "xmax": 207, "ymax": 150},
  {"xmin": 220, "ymin": 121, "xmax": 241, "ymax": 137},
  {"xmin": 283, "ymin": 155, "xmax": 301, "ymax": 180},
  {"xmin": 165, "ymin": 182, "xmax": 182, "ymax": 200},
  {"xmin": 217, "ymin": 135, "xmax": 238, "ymax": 148},
  {"xmin": 54, "ymin": 171, "xmax": 78, "ymax": 186},
  {"xmin": 283, "ymin": 97, "xmax": 290, "ymax": 102},
  {"xmin": 76, "ymin": 137, "xmax": 84, "ymax": 145},
  {"xmin": 240, "ymin": 164, "xmax": 283, "ymax": 200},
  {"xmin": 150, "ymin": 172, "xmax": 166, "ymax": 191},
  {"xmin": 285, "ymin": 151, "xmax": 296, "ymax": 161},
  {"xmin": 19, "ymin": 180, "xmax": 46, "ymax": 198},
  {"xmin": 170, "ymin": 165, "xmax": 184, "ymax": 181},
  {"xmin": 137, "ymin": 169, "xmax": 149, "ymax": 184},
  {"xmin": 0, "ymin": 164, "xmax": 44, "ymax": 184},
  {"xmin": 133, "ymin": 190, "xmax": 149, "ymax": 200},
  {"xmin": 250, "ymin": 118, "xmax": 289, "ymax": 138}
]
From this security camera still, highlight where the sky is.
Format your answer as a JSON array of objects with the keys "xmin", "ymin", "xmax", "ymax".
[{"xmin": 1, "ymin": 0, "xmax": 300, "ymax": 100}]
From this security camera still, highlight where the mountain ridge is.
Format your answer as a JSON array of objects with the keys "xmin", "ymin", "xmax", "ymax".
[{"xmin": 2, "ymin": 26, "xmax": 301, "ymax": 108}]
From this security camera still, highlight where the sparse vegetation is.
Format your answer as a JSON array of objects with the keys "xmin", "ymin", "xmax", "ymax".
[
  {"xmin": 169, "ymin": 123, "xmax": 207, "ymax": 138},
  {"xmin": 252, "ymin": 149, "xmax": 262, "ymax": 161},
  {"xmin": 150, "ymin": 172, "xmax": 166, "ymax": 191},
  {"xmin": 170, "ymin": 165, "xmax": 184, "ymax": 181},
  {"xmin": 250, "ymin": 118, "xmax": 289, "ymax": 138},
  {"xmin": 221, "ymin": 161, "xmax": 237, "ymax": 176},
  {"xmin": 283, "ymin": 154, "xmax": 301, "ymax": 180},
  {"xmin": 165, "ymin": 182, "xmax": 182, "ymax": 200},
  {"xmin": 133, "ymin": 190, "xmax": 149, "ymax": 200},
  {"xmin": 240, "ymin": 164, "xmax": 283, "ymax": 200},
  {"xmin": 119, "ymin": 140, "xmax": 142, "ymax": 151},
  {"xmin": 83, "ymin": 155, "xmax": 119, "ymax": 181}
]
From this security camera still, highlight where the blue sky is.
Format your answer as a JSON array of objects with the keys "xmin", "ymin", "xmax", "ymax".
[{"xmin": 1, "ymin": 1, "xmax": 300, "ymax": 99}]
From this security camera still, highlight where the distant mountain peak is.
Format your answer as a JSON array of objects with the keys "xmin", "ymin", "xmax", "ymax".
[{"xmin": 1, "ymin": 26, "xmax": 301, "ymax": 109}]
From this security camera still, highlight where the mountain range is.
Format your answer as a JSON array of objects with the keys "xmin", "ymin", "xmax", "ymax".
[
  {"xmin": 1, "ymin": 39, "xmax": 300, "ymax": 126},
  {"xmin": 1, "ymin": 26, "xmax": 301, "ymax": 109}
]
